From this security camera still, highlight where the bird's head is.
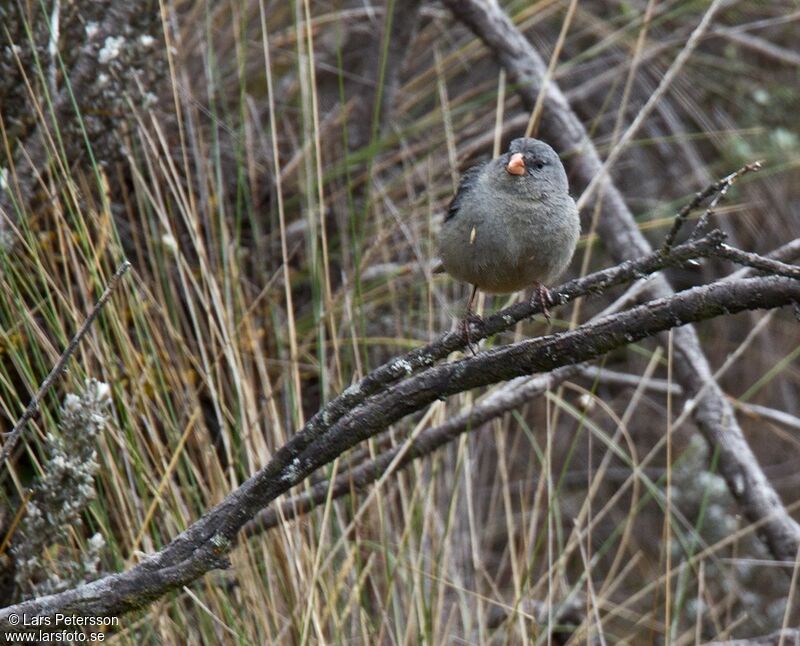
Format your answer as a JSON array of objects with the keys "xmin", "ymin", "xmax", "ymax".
[{"xmin": 490, "ymin": 137, "xmax": 569, "ymax": 196}]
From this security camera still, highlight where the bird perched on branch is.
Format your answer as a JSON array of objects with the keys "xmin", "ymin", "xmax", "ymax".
[{"xmin": 439, "ymin": 137, "xmax": 580, "ymax": 326}]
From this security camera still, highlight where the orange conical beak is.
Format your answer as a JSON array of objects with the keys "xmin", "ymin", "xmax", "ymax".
[{"xmin": 506, "ymin": 152, "xmax": 525, "ymax": 175}]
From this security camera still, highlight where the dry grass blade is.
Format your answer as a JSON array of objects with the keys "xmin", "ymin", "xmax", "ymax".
[
  {"xmin": 0, "ymin": 261, "xmax": 131, "ymax": 465},
  {"xmin": 0, "ymin": 1, "xmax": 798, "ymax": 642}
]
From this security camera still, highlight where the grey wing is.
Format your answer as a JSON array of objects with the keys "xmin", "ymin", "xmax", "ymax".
[{"xmin": 445, "ymin": 162, "xmax": 486, "ymax": 222}]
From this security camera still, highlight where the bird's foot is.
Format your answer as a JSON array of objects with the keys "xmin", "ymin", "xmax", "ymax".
[
  {"xmin": 459, "ymin": 312, "xmax": 482, "ymax": 356},
  {"xmin": 530, "ymin": 284, "xmax": 554, "ymax": 324}
]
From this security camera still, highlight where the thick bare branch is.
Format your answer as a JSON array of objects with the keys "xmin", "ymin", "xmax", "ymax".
[
  {"xmin": 119, "ymin": 233, "xmax": 725, "ymax": 573},
  {"xmin": 244, "ymin": 365, "xmax": 583, "ymax": 535},
  {"xmin": 142, "ymin": 232, "xmax": 720, "ymax": 567},
  {"xmin": 245, "ymin": 233, "xmax": 800, "ymax": 536},
  {"xmin": 442, "ymin": 0, "xmax": 800, "ymax": 565},
  {"xmin": 2, "ymin": 272, "xmax": 799, "ymax": 625}
]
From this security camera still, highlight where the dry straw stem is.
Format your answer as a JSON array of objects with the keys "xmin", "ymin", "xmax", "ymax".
[
  {"xmin": 442, "ymin": 0, "xmax": 800, "ymax": 565},
  {"xmin": 0, "ymin": 260, "xmax": 131, "ymax": 465},
  {"xmin": 243, "ymin": 365, "xmax": 583, "ymax": 536},
  {"xmin": 571, "ymin": 0, "xmax": 727, "ymax": 211},
  {"xmin": 243, "ymin": 273, "xmax": 685, "ymax": 540},
  {"xmin": 1, "ymin": 235, "xmax": 800, "ymax": 624},
  {"xmin": 706, "ymin": 627, "xmax": 800, "ymax": 645},
  {"xmin": 3, "ymin": 1, "xmax": 799, "ymax": 632},
  {"xmin": 246, "ymin": 225, "xmax": 800, "ymax": 535}
]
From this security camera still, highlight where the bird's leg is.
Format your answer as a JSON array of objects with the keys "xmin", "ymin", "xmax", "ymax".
[
  {"xmin": 465, "ymin": 284, "xmax": 480, "ymax": 320},
  {"xmin": 460, "ymin": 284, "xmax": 481, "ymax": 355},
  {"xmin": 530, "ymin": 282, "xmax": 554, "ymax": 323}
]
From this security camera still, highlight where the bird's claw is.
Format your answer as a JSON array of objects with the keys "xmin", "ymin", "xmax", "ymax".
[
  {"xmin": 459, "ymin": 314, "xmax": 482, "ymax": 356},
  {"xmin": 530, "ymin": 284, "xmax": 554, "ymax": 324}
]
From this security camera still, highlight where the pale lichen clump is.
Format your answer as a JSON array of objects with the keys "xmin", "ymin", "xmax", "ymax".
[
  {"xmin": 281, "ymin": 457, "xmax": 302, "ymax": 484},
  {"xmin": 12, "ymin": 379, "xmax": 112, "ymax": 599},
  {"xmin": 391, "ymin": 359, "xmax": 413, "ymax": 377},
  {"xmin": 97, "ymin": 35, "xmax": 125, "ymax": 64}
]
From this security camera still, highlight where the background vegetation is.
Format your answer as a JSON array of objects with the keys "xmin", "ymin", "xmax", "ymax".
[{"xmin": 1, "ymin": 0, "xmax": 799, "ymax": 642}]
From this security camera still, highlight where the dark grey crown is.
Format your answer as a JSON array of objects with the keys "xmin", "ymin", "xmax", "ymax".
[{"xmin": 508, "ymin": 138, "xmax": 560, "ymax": 164}]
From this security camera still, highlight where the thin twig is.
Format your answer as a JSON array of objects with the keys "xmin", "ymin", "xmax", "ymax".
[
  {"xmin": 3, "ymin": 272, "xmax": 800, "ymax": 625},
  {"xmin": 0, "ymin": 260, "xmax": 131, "ymax": 465},
  {"xmin": 714, "ymin": 25, "xmax": 800, "ymax": 67},
  {"xmin": 228, "ymin": 232, "xmax": 724, "ymax": 518},
  {"xmin": 689, "ymin": 161, "xmax": 764, "ymax": 242},
  {"xmin": 661, "ymin": 161, "xmax": 762, "ymax": 253},
  {"xmin": 716, "ymin": 243, "xmax": 800, "ymax": 281},
  {"xmin": 524, "ymin": 0, "xmax": 579, "ymax": 137},
  {"xmin": 443, "ymin": 0, "xmax": 800, "ymax": 570},
  {"xmin": 727, "ymin": 237, "xmax": 800, "ymax": 282}
]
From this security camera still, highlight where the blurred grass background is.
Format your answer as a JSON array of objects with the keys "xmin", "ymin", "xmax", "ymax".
[{"xmin": 0, "ymin": 0, "xmax": 799, "ymax": 642}]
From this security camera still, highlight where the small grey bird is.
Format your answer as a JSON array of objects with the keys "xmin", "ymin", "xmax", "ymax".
[{"xmin": 439, "ymin": 137, "xmax": 580, "ymax": 321}]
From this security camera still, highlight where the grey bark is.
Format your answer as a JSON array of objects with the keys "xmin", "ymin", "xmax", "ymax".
[
  {"xmin": 2, "ymin": 270, "xmax": 800, "ymax": 625},
  {"xmin": 441, "ymin": 0, "xmax": 800, "ymax": 565}
]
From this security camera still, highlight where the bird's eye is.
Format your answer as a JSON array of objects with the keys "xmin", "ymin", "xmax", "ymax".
[{"xmin": 534, "ymin": 160, "xmax": 545, "ymax": 170}]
